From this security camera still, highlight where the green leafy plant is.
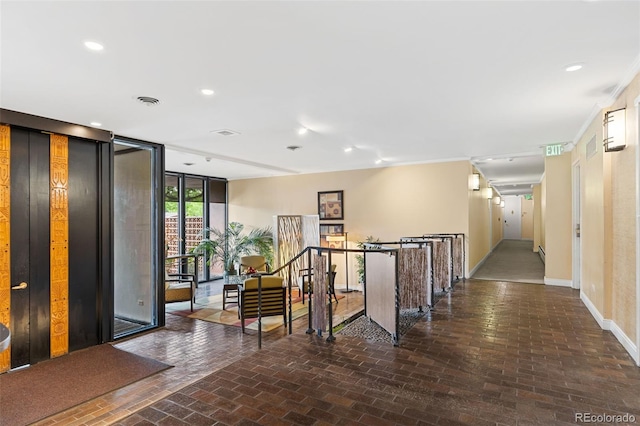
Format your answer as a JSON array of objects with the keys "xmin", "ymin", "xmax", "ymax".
[
  {"xmin": 191, "ymin": 222, "xmax": 274, "ymax": 274},
  {"xmin": 355, "ymin": 236, "xmax": 380, "ymax": 284}
]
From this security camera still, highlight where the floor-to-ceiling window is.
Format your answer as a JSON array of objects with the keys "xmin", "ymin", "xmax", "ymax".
[
  {"xmin": 165, "ymin": 173, "xmax": 227, "ymax": 283},
  {"xmin": 113, "ymin": 139, "xmax": 163, "ymax": 338}
]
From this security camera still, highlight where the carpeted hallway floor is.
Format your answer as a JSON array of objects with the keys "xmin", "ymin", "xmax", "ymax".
[{"xmin": 472, "ymin": 239, "xmax": 545, "ymax": 284}]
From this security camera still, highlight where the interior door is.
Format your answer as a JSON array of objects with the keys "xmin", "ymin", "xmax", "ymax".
[
  {"xmin": 10, "ymin": 128, "xmax": 51, "ymax": 368},
  {"xmin": 8, "ymin": 128, "xmax": 103, "ymax": 369},
  {"xmin": 503, "ymin": 196, "xmax": 522, "ymax": 240},
  {"xmin": 573, "ymin": 162, "xmax": 581, "ymax": 289}
]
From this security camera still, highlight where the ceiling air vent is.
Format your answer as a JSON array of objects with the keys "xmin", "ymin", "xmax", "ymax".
[
  {"xmin": 211, "ymin": 129, "xmax": 240, "ymax": 136},
  {"xmin": 287, "ymin": 145, "xmax": 302, "ymax": 151},
  {"xmin": 136, "ymin": 96, "xmax": 160, "ymax": 106}
]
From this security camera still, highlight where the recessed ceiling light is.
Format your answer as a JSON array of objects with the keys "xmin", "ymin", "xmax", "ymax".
[
  {"xmin": 375, "ymin": 159, "xmax": 382, "ymax": 165},
  {"xmin": 84, "ymin": 41, "xmax": 104, "ymax": 51},
  {"xmin": 344, "ymin": 147, "xmax": 353, "ymax": 153},
  {"xmin": 90, "ymin": 122, "xmax": 102, "ymax": 127},
  {"xmin": 183, "ymin": 162, "xmax": 194, "ymax": 166},
  {"xmin": 287, "ymin": 145, "xmax": 302, "ymax": 151},
  {"xmin": 298, "ymin": 127, "xmax": 308, "ymax": 135},
  {"xmin": 565, "ymin": 63, "xmax": 583, "ymax": 72},
  {"xmin": 201, "ymin": 89, "xmax": 215, "ymax": 96}
]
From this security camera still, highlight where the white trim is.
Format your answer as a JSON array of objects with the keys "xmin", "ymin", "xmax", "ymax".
[
  {"xmin": 581, "ymin": 291, "xmax": 640, "ymax": 365},
  {"xmin": 581, "ymin": 291, "xmax": 611, "ymax": 330},
  {"xmin": 636, "ymin": 101, "xmax": 640, "ymax": 366},
  {"xmin": 571, "ymin": 103, "xmax": 602, "ymax": 149},
  {"xmin": 604, "ymin": 55, "xmax": 640, "ymax": 107},
  {"xmin": 571, "ymin": 54, "xmax": 640, "ymax": 147},
  {"xmin": 544, "ymin": 277, "xmax": 572, "ymax": 287},
  {"xmin": 610, "ymin": 321, "xmax": 639, "ymax": 365},
  {"xmin": 572, "ymin": 159, "xmax": 581, "ymax": 290}
]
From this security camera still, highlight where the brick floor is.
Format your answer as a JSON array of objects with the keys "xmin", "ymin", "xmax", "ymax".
[{"xmin": 35, "ymin": 280, "xmax": 640, "ymax": 425}]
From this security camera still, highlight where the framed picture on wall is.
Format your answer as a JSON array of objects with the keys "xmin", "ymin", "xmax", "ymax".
[
  {"xmin": 318, "ymin": 190, "xmax": 343, "ymax": 220},
  {"xmin": 320, "ymin": 224, "xmax": 344, "ymax": 249}
]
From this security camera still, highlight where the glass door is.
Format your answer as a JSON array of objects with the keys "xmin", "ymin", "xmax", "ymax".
[
  {"xmin": 163, "ymin": 173, "xmax": 227, "ymax": 283},
  {"xmin": 113, "ymin": 140, "xmax": 161, "ymax": 337}
]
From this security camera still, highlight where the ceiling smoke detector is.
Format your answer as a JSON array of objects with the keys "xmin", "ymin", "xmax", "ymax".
[
  {"xmin": 211, "ymin": 129, "xmax": 240, "ymax": 136},
  {"xmin": 136, "ymin": 96, "xmax": 160, "ymax": 106},
  {"xmin": 287, "ymin": 145, "xmax": 302, "ymax": 151}
]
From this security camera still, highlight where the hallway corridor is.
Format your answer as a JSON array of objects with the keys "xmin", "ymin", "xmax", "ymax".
[{"xmin": 472, "ymin": 239, "xmax": 545, "ymax": 284}]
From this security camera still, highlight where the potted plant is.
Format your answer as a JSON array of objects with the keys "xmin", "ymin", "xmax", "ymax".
[
  {"xmin": 355, "ymin": 236, "xmax": 380, "ymax": 285},
  {"xmin": 191, "ymin": 222, "xmax": 274, "ymax": 276}
]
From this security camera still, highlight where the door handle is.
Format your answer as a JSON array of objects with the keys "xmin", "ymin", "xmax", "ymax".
[{"xmin": 11, "ymin": 282, "xmax": 27, "ymax": 290}]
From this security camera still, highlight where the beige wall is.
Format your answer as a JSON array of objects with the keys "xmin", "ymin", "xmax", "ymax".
[
  {"xmin": 544, "ymin": 153, "xmax": 573, "ymax": 281},
  {"xmin": 468, "ymin": 167, "xmax": 492, "ymax": 271},
  {"xmin": 229, "ymin": 160, "xmax": 472, "ymax": 283},
  {"xmin": 521, "ymin": 197, "xmax": 534, "ymax": 240},
  {"xmin": 533, "ymin": 184, "xmax": 542, "ymax": 252},
  {"xmin": 540, "ymin": 175, "xmax": 547, "ymax": 252},
  {"xmin": 491, "ymin": 200, "xmax": 502, "ymax": 248},
  {"xmin": 572, "ymin": 113, "xmax": 606, "ymax": 315},
  {"xmin": 571, "ymin": 71, "xmax": 638, "ymax": 345},
  {"xmin": 610, "ymin": 74, "xmax": 638, "ymax": 339}
]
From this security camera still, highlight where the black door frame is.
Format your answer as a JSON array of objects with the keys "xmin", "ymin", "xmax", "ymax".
[{"xmin": 1, "ymin": 109, "xmax": 113, "ymax": 368}]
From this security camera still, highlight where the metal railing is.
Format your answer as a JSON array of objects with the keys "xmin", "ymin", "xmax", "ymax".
[{"xmin": 252, "ymin": 244, "xmax": 398, "ymax": 348}]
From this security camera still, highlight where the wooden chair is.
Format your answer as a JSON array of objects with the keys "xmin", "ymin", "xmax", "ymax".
[
  {"xmin": 298, "ymin": 264, "xmax": 338, "ymax": 304},
  {"xmin": 165, "ymin": 270, "xmax": 196, "ymax": 312},
  {"xmin": 165, "ymin": 255, "xmax": 197, "ymax": 311},
  {"xmin": 240, "ymin": 255, "xmax": 269, "ymax": 273},
  {"xmin": 239, "ymin": 276, "xmax": 286, "ymax": 333}
]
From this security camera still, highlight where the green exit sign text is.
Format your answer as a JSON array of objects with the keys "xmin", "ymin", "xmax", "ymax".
[{"xmin": 545, "ymin": 144, "xmax": 564, "ymax": 157}]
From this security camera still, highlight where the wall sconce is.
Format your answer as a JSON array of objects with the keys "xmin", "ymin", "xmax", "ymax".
[
  {"xmin": 483, "ymin": 187, "xmax": 493, "ymax": 199},
  {"xmin": 493, "ymin": 196, "xmax": 501, "ymax": 205},
  {"xmin": 469, "ymin": 173, "xmax": 480, "ymax": 191},
  {"xmin": 603, "ymin": 108, "xmax": 626, "ymax": 152},
  {"xmin": 500, "ymin": 200, "xmax": 505, "ymax": 208}
]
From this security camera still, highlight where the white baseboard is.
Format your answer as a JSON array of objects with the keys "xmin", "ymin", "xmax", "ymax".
[
  {"xmin": 580, "ymin": 291, "xmax": 639, "ymax": 364},
  {"xmin": 580, "ymin": 291, "xmax": 610, "ymax": 330},
  {"xmin": 610, "ymin": 321, "xmax": 639, "ymax": 365},
  {"xmin": 544, "ymin": 277, "xmax": 572, "ymax": 287}
]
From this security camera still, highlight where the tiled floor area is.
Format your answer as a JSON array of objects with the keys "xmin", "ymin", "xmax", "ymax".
[{"xmin": 36, "ymin": 280, "xmax": 640, "ymax": 425}]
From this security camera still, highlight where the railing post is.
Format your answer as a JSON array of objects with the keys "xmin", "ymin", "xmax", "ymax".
[
  {"xmin": 363, "ymin": 249, "xmax": 367, "ymax": 317},
  {"xmin": 326, "ymin": 249, "xmax": 335, "ymax": 342},
  {"xmin": 287, "ymin": 263, "xmax": 292, "ymax": 334},
  {"xmin": 257, "ymin": 274, "xmax": 262, "ymax": 349},
  {"xmin": 306, "ymin": 249, "xmax": 314, "ymax": 334},
  {"xmin": 393, "ymin": 253, "xmax": 400, "ymax": 347}
]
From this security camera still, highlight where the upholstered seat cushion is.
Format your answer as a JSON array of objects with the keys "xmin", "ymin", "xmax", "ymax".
[
  {"xmin": 165, "ymin": 284, "xmax": 192, "ymax": 303},
  {"xmin": 243, "ymin": 276, "xmax": 284, "ymax": 290}
]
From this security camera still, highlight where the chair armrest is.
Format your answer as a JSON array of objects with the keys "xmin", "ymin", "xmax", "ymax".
[{"xmin": 166, "ymin": 273, "xmax": 195, "ymax": 283}]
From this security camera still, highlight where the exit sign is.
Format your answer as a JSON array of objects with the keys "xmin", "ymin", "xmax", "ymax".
[{"xmin": 545, "ymin": 144, "xmax": 564, "ymax": 157}]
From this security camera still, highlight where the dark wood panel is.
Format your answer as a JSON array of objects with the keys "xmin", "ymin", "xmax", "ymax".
[
  {"xmin": 99, "ymin": 142, "xmax": 113, "ymax": 341},
  {"xmin": 67, "ymin": 137, "xmax": 99, "ymax": 351},
  {"xmin": 29, "ymin": 131, "xmax": 52, "ymax": 364},
  {"xmin": 10, "ymin": 128, "xmax": 31, "ymax": 368},
  {"xmin": 0, "ymin": 109, "xmax": 111, "ymax": 142}
]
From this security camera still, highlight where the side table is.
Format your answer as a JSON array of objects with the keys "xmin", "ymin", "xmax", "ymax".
[{"xmin": 222, "ymin": 284, "xmax": 240, "ymax": 310}]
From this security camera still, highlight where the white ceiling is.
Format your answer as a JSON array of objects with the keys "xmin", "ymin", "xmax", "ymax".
[{"xmin": 1, "ymin": 1, "xmax": 639, "ymax": 195}]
